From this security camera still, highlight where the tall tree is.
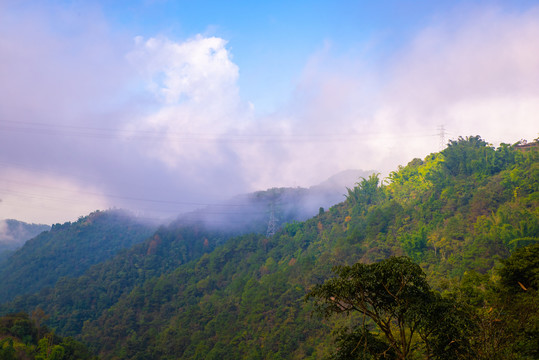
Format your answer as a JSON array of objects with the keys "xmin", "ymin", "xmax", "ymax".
[{"xmin": 306, "ymin": 257, "xmax": 473, "ymax": 359}]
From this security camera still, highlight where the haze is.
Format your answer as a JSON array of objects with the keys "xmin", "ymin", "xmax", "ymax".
[{"xmin": 1, "ymin": 0, "xmax": 538, "ymax": 224}]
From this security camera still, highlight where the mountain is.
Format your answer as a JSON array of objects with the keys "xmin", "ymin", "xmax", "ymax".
[
  {"xmin": 1, "ymin": 136, "xmax": 537, "ymax": 359},
  {"xmin": 0, "ymin": 169, "xmax": 368, "ymax": 332},
  {"xmin": 0, "ymin": 209, "xmax": 156, "ymax": 303},
  {"xmin": 312, "ymin": 168, "xmax": 371, "ymax": 190},
  {"xmin": 0, "ymin": 219, "xmax": 50, "ymax": 260},
  {"xmin": 177, "ymin": 169, "xmax": 373, "ymax": 235},
  {"xmin": 2, "ymin": 222, "xmax": 242, "ymax": 336}
]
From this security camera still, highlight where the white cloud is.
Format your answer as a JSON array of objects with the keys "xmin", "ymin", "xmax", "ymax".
[
  {"xmin": 2, "ymin": 3, "xmax": 538, "ymax": 224},
  {"xmin": 126, "ymin": 4, "xmax": 539, "ymax": 196},
  {"xmin": 126, "ymin": 35, "xmax": 252, "ymax": 167},
  {"xmin": 130, "ymin": 35, "xmax": 240, "ymax": 105},
  {"xmin": 381, "ymin": 6, "xmax": 539, "ymax": 145},
  {"xmin": 271, "ymin": 5, "xmax": 539, "ymax": 181}
]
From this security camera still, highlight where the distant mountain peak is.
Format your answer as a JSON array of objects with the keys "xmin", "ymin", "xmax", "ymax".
[{"xmin": 312, "ymin": 169, "xmax": 377, "ymax": 190}]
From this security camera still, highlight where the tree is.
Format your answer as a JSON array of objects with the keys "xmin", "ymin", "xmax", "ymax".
[
  {"xmin": 487, "ymin": 244, "xmax": 539, "ymax": 359},
  {"xmin": 498, "ymin": 243, "xmax": 539, "ymax": 292},
  {"xmin": 306, "ymin": 257, "xmax": 473, "ymax": 359},
  {"xmin": 346, "ymin": 174, "xmax": 383, "ymax": 216},
  {"xmin": 0, "ymin": 338, "xmax": 16, "ymax": 360}
]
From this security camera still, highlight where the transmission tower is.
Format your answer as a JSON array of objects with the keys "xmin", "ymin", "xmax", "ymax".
[
  {"xmin": 266, "ymin": 202, "xmax": 277, "ymax": 238},
  {"xmin": 437, "ymin": 125, "xmax": 446, "ymax": 151}
]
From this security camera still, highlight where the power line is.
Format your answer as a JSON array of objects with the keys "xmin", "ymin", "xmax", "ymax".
[
  {"xmin": 0, "ymin": 119, "xmax": 439, "ymax": 143},
  {"xmin": 0, "ymin": 176, "xmax": 293, "ymax": 215}
]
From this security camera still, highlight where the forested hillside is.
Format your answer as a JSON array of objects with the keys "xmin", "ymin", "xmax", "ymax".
[
  {"xmin": 1, "ymin": 223, "xmax": 247, "ymax": 337},
  {"xmin": 0, "ymin": 173, "xmax": 365, "ymax": 341},
  {"xmin": 1, "ymin": 136, "xmax": 537, "ymax": 359},
  {"xmin": 0, "ymin": 210, "xmax": 155, "ymax": 303}
]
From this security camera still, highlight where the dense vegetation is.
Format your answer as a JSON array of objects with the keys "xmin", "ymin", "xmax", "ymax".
[
  {"xmin": 1, "ymin": 223, "xmax": 248, "ymax": 337},
  {"xmin": 0, "ymin": 210, "xmax": 155, "ymax": 303},
  {"xmin": 1, "ymin": 136, "xmax": 537, "ymax": 359},
  {"xmin": 0, "ymin": 311, "xmax": 96, "ymax": 359},
  {"xmin": 307, "ymin": 249, "xmax": 538, "ymax": 359},
  {"xmin": 0, "ymin": 179, "xmax": 358, "ymax": 342}
]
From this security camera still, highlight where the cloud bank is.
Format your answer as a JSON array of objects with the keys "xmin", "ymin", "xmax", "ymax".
[
  {"xmin": 126, "ymin": 35, "xmax": 249, "ymax": 167},
  {"xmin": 0, "ymin": 3, "xmax": 538, "ymax": 224}
]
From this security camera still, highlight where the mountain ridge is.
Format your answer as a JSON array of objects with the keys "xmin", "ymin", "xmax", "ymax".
[
  {"xmin": 0, "ymin": 209, "xmax": 156, "ymax": 303},
  {"xmin": 1, "ymin": 136, "xmax": 537, "ymax": 359}
]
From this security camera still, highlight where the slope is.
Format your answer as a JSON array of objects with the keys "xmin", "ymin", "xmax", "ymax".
[
  {"xmin": 79, "ymin": 136, "xmax": 538, "ymax": 359},
  {"xmin": 0, "ymin": 209, "xmax": 155, "ymax": 303},
  {"xmin": 3, "ymin": 136, "xmax": 538, "ymax": 359},
  {"xmin": 0, "ymin": 171, "xmax": 366, "ymax": 337}
]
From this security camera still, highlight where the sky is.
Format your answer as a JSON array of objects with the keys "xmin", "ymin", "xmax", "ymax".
[{"xmin": 0, "ymin": 0, "xmax": 538, "ymax": 224}]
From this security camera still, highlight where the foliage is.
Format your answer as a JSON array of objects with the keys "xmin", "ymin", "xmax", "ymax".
[
  {"xmin": 346, "ymin": 174, "xmax": 383, "ymax": 213},
  {"xmin": 0, "ymin": 312, "xmax": 96, "ymax": 359},
  {"xmin": 0, "ymin": 210, "xmax": 155, "ymax": 303},
  {"xmin": 0, "ymin": 224, "xmax": 235, "ymax": 337},
  {"xmin": 498, "ymin": 243, "xmax": 539, "ymax": 291},
  {"xmin": 448, "ymin": 244, "xmax": 539, "ymax": 359},
  {"xmin": 306, "ymin": 257, "xmax": 473, "ymax": 359}
]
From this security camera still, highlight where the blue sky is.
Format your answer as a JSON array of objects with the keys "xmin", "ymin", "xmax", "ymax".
[
  {"xmin": 95, "ymin": 0, "xmax": 537, "ymax": 112},
  {"xmin": 101, "ymin": 0, "xmax": 451, "ymax": 113},
  {"xmin": 1, "ymin": 0, "xmax": 538, "ymax": 223}
]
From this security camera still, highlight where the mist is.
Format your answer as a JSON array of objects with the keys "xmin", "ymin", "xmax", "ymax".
[
  {"xmin": 0, "ymin": 219, "xmax": 50, "ymax": 255},
  {"xmin": 0, "ymin": 3, "xmax": 538, "ymax": 224},
  {"xmin": 176, "ymin": 169, "xmax": 375, "ymax": 235}
]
